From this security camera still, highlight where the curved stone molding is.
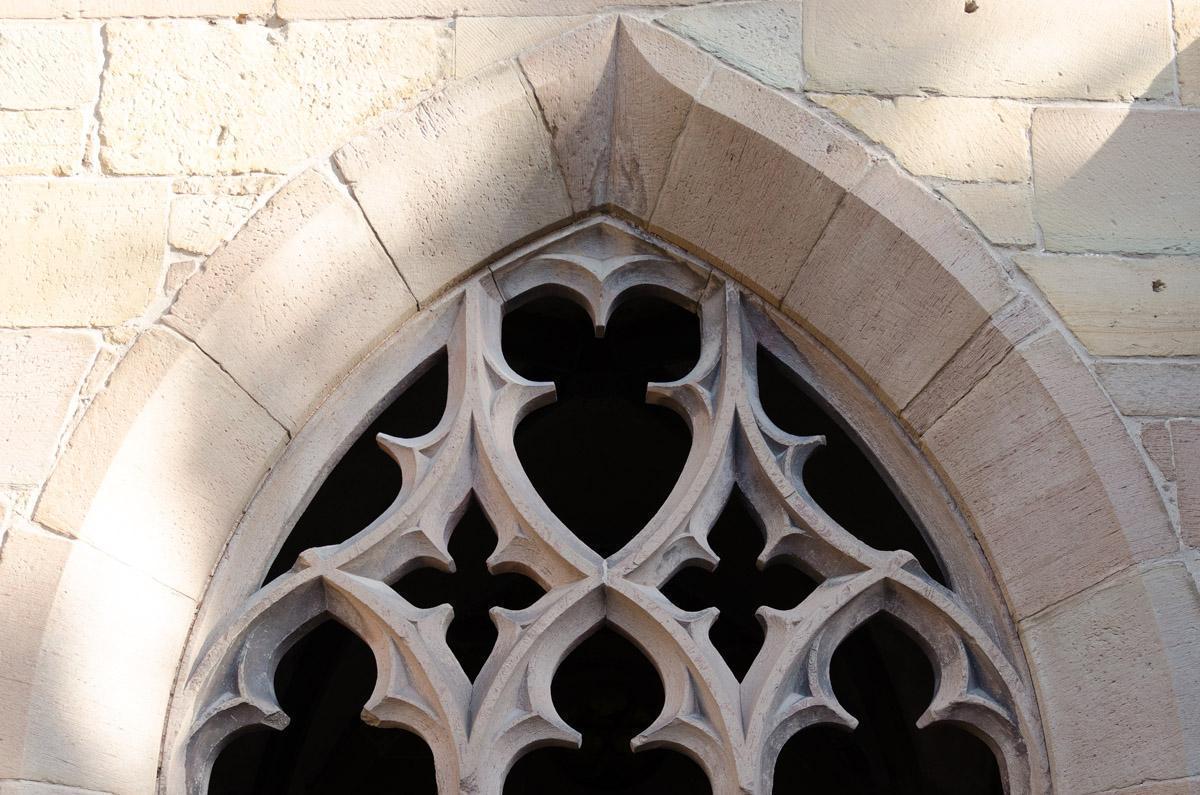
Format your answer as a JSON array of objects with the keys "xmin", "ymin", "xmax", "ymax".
[{"xmin": 5, "ymin": 14, "xmax": 1191, "ymax": 795}]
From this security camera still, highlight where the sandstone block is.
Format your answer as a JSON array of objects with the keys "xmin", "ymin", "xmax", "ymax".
[
  {"xmin": 100, "ymin": 20, "xmax": 451, "ymax": 175},
  {"xmin": 80, "ymin": 0, "xmax": 272, "ymax": 14},
  {"xmin": 0, "ymin": 330, "xmax": 99, "ymax": 486},
  {"xmin": 0, "ymin": 179, "xmax": 167, "ymax": 327},
  {"xmin": 456, "ymin": 15, "xmax": 592, "ymax": 77},
  {"xmin": 0, "ymin": 110, "xmax": 84, "ymax": 176},
  {"xmin": 1174, "ymin": 420, "xmax": 1200, "ymax": 547},
  {"xmin": 0, "ymin": 23, "xmax": 96, "ymax": 109},
  {"xmin": 659, "ymin": 1, "xmax": 803, "ymax": 91},
  {"xmin": 168, "ymin": 192, "xmax": 257, "ymax": 255},
  {"xmin": 923, "ymin": 332, "xmax": 1175, "ymax": 618},
  {"xmin": 936, "ymin": 181, "xmax": 1037, "ymax": 246},
  {"xmin": 805, "ymin": 0, "xmax": 1174, "ymax": 100},
  {"xmin": 1022, "ymin": 561, "xmax": 1200, "ymax": 791},
  {"xmin": 1033, "ymin": 108, "xmax": 1200, "ymax": 255},
  {"xmin": 1178, "ymin": 0, "xmax": 1200, "ymax": 106},
  {"xmin": 0, "ymin": 524, "xmax": 195, "ymax": 793},
  {"xmin": 333, "ymin": 62, "xmax": 570, "ymax": 303},
  {"xmin": 1095, "ymin": 362, "xmax": 1200, "ymax": 417},
  {"xmin": 0, "ymin": 781, "xmax": 108, "ymax": 794},
  {"xmin": 279, "ymin": 0, "xmax": 726, "ymax": 17},
  {"xmin": 784, "ymin": 162, "xmax": 1010, "ymax": 409},
  {"xmin": 652, "ymin": 65, "xmax": 869, "ymax": 300},
  {"xmin": 35, "ymin": 327, "xmax": 288, "ymax": 599},
  {"xmin": 813, "ymin": 95, "xmax": 1031, "ymax": 182},
  {"xmin": 1141, "ymin": 421, "xmax": 1176, "ymax": 480},
  {"xmin": 166, "ymin": 170, "xmax": 416, "ymax": 432},
  {"xmin": 1017, "ymin": 254, "xmax": 1200, "ymax": 356}
]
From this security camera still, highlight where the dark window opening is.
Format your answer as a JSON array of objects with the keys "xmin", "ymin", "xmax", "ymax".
[
  {"xmin": 392, "ymin": 497, "xmax": 544, "ymax": 680},
  {"xmin": 503, "ymin": 626, "xmax": 712, "ymax": 794},
  {"xmin": 772, "ymin": 615, "xmax": 1003, "ymax": 794},
  {"xmin": 208, "ymin": 620, "xmax": 437, "ymax": 794},
  {"xmin": 661, "ymin": 489, "xmax": 819, "ymax": 679},
  {"xmin": 756, "ymin": 348, "xmax": 948, "ymax": 586},
  {"xmin": 263, "ymin": 352, "xmax": 449, "ymax": 584},
  {"xmin": 503, "ymin": 294, "xmax": 700, "ymax": 558}
]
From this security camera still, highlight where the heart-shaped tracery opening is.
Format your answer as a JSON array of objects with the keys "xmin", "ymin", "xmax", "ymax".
[{"xmin": 503, "ymin": 292, "xmax": 701, "ymax": 558}]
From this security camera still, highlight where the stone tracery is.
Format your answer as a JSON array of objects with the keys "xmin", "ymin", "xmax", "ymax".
[{"xmin": 173, "ymin": 217, "xmax": 1040, "ymax": 794}]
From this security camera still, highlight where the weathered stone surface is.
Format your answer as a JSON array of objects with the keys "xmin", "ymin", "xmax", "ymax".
[
  {"xmin": 903, "ymin": 296, "xmax": 1045, "ymax": 435},
  {"xmin": 171, "ymin": 174, "xmax": 277, "ymax": 195},
  {"xmin": 1106, "ymin": 779, "xmax": 1200, "ymax": 795},
  {"xmin": 609, "ymin": 17, "xmax": 712, "ymax": 218},
  {"xmin": 99, "ymin": 20, "xmax": 451, "ymax": 175},
  {"xmin": 167, "ymin": 171, "xmax": 416, "ymax": 432},
  {"xmin": 0, "ymin": 330, "xmax": 98, "ymax": 486},
  {"xmin": 1141, "ymin": 421, "xmax": 1176, "ymax": 480},
  {"xmin": 652, "ymin": 65, "xmax": 869, "ymax": 300},
  {"xmin": 279, "ymin": 0, "xmax": 725, "ymax": 17},
  {"xmin": 1174, "ymin": 420, "xmax": 1200, "ymax": 547},
  {"xmin": 0, "ymin": 110, "xmax": 84, "ymax": 175},
  {"xmin": 1017, "ymin": 254, "xmax": 1200, "ymax": 356},
  {"xmin": 519, "ymin": 17, "xmax": 618, "ymax": 213},
  {"xmin": 0, "ymin": 781, "xmax": 108, "ymax": 794},
  {"xmin": 456, "ymin": 15, "xmax": 591, "ymax": 77},
  {"xmin": 168, "ymin": 192, "xmax": 257, "ymax": 255},
  {"xmin": 0, "ymin": 524, "xmax": 195, "ymax": 794},
  {"xmin": 80, "ymin": 0, "xmax": 272, "ymax": 14},
  {"xmin": 813, "ymin": 95, "xmax": 1031, "ymax": 182},
  {"xmin": 1178, "ymin": 0, "xmax": 1200, "ymax": 106},
  {"xmin": 937, "ymin": 181, "xmax": 1037, "ymax": 246},
  {"xmin": 0, "ymin": 179, "xmax": 167, "ymax": 327},
  {"xmin": 804, "ymin": 0, "xmax": 1174, "ymax": 100},
  {"xmin": 659, "ymin": 1, "xmax": 803, "ymax": 91},
  {"xmin": 334, "ymin": 62, "xmax": 570, "ymax": 303},
  {"xmin": 1022, "ymin": 561, "xmax": 1200, "ymax": 792},
  {"xmin": 1033, "ymin": 108, "xmax": 1200, "ymax": 254},
  {"xmin": 0, "ymin": 23, "xmax": 96, "ymax": 109},
  {"xmin": 924, "ymin": 332, "xmax": 1176, "ymax": 618},
  {"xmin": 784, "ymin": 162, "xmax": 1011, "ymax": 408},
  {"xmin": 35, "ymin": 327, "xmax": 288, "ymax": 599},
  {"xmin": 1095, "ymin": 362, "xmax": 1200, "ymax": 417}
]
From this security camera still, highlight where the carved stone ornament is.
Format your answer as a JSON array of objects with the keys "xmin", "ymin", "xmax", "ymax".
[{"xmin": 167, "ymin": 217, "xmax": 1044, "ymax": 794}]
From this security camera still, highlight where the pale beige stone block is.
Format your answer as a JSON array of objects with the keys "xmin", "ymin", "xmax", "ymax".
[
  {"xmin": 100, "ymin": 20, "xmax": 451, "ymax": 175},
  {"xmin": 1033, "ymin": 108, "xmax": 1200, "ymax": 255},
  {"xmin": 333, "ymin": 62, "xmax": 571, "ymax": 302},
  {"xmin": 812, "ymin": 95, "xmax": 1031, "ymax": 182},
  {"xmin": 35, "ymin": 327, "xmax": 288, "ymax": 599},
  {"xmin": 80, "ymin": 0, "xmax": 272, "ymax": 14},
  {"xmin": 1095, "ymin": 361, "xmax": 1200, "ymax": 417},
  {"xmin": 456, "ymin": 15, "xmax": 591, "ymax": 77},
  {"xmin": 805, "ymin": 0, "xmax": 1174, "ymax": 100},
  {"xmin": 903, "ymin": 296, "xmax": 1046, "ymax": 434},
  {"xmin": 1174, "ymin": 420, "xmax": 1200, "ymax": 547},
  {"xmin": 608, "ymin": 17, "xmax": 713, "ymax": 219},
  {"xmin": 1017, "ymin": 254, "xmax": 1200, "ymax": 356},
  {"xmin": 784, "ymin": 162, "xmax": 1011, "ymax": 408},
  {"xmin": 937, "ymin": 181, "xmax": 1037, "ymax": 246},
  {"xmin": 659, "ymin": 1, "xmax": 802, "ymax": 91},
  {"xmin": 0, "ymin": 110, "xmax": 83, "ymax": 175},
  {"xmin": 519, "ymin": 18, "xmax": 618, "ymax": 213},
  {"xmin": 1142, "ymin": 421, "xmax": 1176, "ymax": 480},
  {"xmin": 1177, "ymin": 0, "xmax": 1200, "ymax": 106},
  {"xmin": 1022, "ymin": 561, "xmax": 1200, "ymax": 792},
  {"xmin": 168, "ymin": 192, "xmax": 257, "ymax": 255},
  {"xmin": 279, "ymin": 0, "xmax": 724, "ymax": 17},
  {"xmin": 0, "ymin": 524, "xmax": 195, "ymax": 793},
  {"xmin": 0, "ymin": 330, "xmax": 98, "ymax": 486},
  {"xmin": 924, "ymin": 332, "xmax": 1175, "ymax": 618},
  {"xmin": 167, "ymin": 171, "xmax": 416, "ymax": 432},
  {"xmin": 0, "ymin": 179, "xmax": 167, "ymax": 327},
  {"xmin": 0, "ymin": 23, "xmax": 96, "ymax": 109},
  {"xmin": 0, "ymin": 781, "xmax": 108, "ymax": 794},
  {"xmin": 652, "ymin": 65, "xmax": 869, "ymax": 300}
]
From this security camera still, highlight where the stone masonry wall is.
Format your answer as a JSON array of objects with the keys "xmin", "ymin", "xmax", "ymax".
[{"xmin": 0, "ymin": 1, "xmax": 1198, "ymax": 790}]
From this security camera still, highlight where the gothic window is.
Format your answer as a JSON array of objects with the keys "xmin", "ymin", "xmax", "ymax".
[{"xmin": 180, "ymin": 218, "xmax": 1040, "ymax": 794}]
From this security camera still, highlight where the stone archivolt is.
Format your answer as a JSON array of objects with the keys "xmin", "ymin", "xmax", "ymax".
[{"xmin": 169, "ymin": 220, "xmax": 1041, "ymax": 794}]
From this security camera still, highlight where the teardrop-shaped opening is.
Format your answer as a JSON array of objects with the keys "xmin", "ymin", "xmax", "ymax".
[
  {"xmin": 503, "ymin": 625, "xmax": 711, "ymax": 794},
  {"xmin": 504, "ymin": 293, "xmax": 699, "ymax": 557},
  {"xmin": 772, "ymin": 615, "xmax": 1002, "ymax": 793},
  {"xmin": 208, "ymin": 619, "xmax": 436, "ymax": 793}
]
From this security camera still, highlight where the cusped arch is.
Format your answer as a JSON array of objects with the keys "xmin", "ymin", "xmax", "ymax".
[{"xmin": 7, "ymin": 14, "xmax": 1192, "ymax": 795}]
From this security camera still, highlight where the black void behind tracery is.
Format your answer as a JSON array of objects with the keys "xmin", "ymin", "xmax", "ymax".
[{"xmin": 211, "ymin": 292, "xmax": 1001, "ymax": 792}]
